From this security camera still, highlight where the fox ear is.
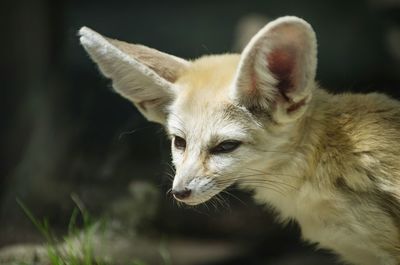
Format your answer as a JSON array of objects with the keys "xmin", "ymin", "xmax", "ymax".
[
  {"xmin": 231, "ymin": 16, "xmax": 317, "ymax": 123},
  {"xmin": 79, "ymin": 27, "xmax": 189, "ymax": 124}
]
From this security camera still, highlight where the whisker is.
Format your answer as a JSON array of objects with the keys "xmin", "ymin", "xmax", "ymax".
[
  {"xmin": 200, "ymin": 199, "xmax": 210, "ymax": 212},
  {"xmin": 217, "ymin": 169, "xmax": 298, "ymax": 185},
  {"xmin": 220, "ymin": 189, "xmax": 247, "ymax": 206},
  {"xmin": 220, "ymin": 181, "xmax": 291, "ymax": 195},
  {"xmin": 224, "ymin": 184, "xmax": 286, "ymax": 196},
  {"xmin": 164, "ymin": 162, "xmax": 176, "ymax": 173},
  {"xmin": 243, "ymin": 167, "xmax": 299, "ymax": 178},
  {"xmin": 213, "ymin": 176, "xmax": 291, "ymax": 194},
  {"xmin": 215, "ymin": 176, "xmax": 297, "ymax": 190},
  {"xmin": 165, "ymin": 187, "xmax": 172, "ymax": 196},
  {"xmin": 191, "ymin": 205, "xmax": 212, "ymax": 217},
  {"xmin": 118, "ymin": 125, "xmax": 155, "ymax": 140},
  {"xmin": 210, "ymin": 198, "xmax": 219, "ymax": 212},
  {"xmin": 254, "ymin": 148, "xmax": 295, "ymax": 155},
  {"xmin": 214, "ymin": 193, "xmax": 231, "ymax": 212},
  {"xmin": 162, "ymin": 173, "xmax": 173, "ymax": 181},
  {"xmin": 163, "ymin": 163, "xmax": 176, "ymax": 179}
]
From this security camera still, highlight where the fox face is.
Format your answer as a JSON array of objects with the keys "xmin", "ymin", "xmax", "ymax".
[
  {"xmin": 167, "ymin": 56, "xmax": 272, "ymax": 205},
  {"xmin": 79, "ymin": 16, "xmax": 317, "ymax": 205}
]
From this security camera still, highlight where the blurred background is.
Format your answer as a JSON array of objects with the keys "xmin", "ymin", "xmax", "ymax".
[{"xmin": 1, "ymin": 0, "xmax": 400, "ymax": 264}]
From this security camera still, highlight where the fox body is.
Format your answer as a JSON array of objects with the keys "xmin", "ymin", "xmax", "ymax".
[{"xmin": 80, "ymin": 17, "xmax": 400, "ymax": 265}]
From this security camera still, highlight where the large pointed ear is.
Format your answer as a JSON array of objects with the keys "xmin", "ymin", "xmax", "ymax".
[
  {"xmin": 79, "ymin": 27, "xmax": 189, "ymax": 124},
  {"xmin": 230, "ymin": 16, "xmax": 317, "ymax": 123}
]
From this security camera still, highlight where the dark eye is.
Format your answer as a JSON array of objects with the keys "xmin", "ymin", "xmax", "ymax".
[
  {"xmin": 174, "ymin": 136, "xmax": 186, "ymax": 150},
  {"xmin": 210, "ymin": 140, "xmax": 242, "ymax": 154}
]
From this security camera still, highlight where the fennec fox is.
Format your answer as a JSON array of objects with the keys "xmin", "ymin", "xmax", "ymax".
[{"xmin": 79, "ymin": 16, "xmax": 400, "ymax": 265}]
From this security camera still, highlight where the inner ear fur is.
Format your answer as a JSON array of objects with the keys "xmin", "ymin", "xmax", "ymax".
[
  {"xmin": 231, "ymin": 16, "xmax": 317, "ymax": 122},
  {"xmin": 107, "ymin": 38, "xmax": 189, "ymax": 83}
]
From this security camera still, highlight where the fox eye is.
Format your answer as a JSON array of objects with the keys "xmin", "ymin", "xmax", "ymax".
[
  {"xmin": 174, "ymin": 136, "xmax": 186, "ymax": 150},
  {"xmin": 210, "ymin": 140, "xmax": 242, "ymax": 154}
]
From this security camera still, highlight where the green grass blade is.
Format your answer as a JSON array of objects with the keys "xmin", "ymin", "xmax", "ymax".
[{"xmin": 16, "ymin": 198, "xmax": 52, "ymax": 242}]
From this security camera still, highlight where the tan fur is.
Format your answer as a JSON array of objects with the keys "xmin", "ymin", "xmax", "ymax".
[
  {"xmin": 80, "ymin": 16, "xmax": 400, "ymax": 265},
  {"xmin": 175, "ymin": 55, "xmax": 400, "ymax": 264},
  {"xmin": 108, "ymin": 38, "xmax": 188, "ymax": 83},
  {"xmin": 175, "ymin": 55, "xmax": 240, "ymax": 105},
  {"xmin": 253, "ymin": 87, "xmax": 400, "ymax": 264}
]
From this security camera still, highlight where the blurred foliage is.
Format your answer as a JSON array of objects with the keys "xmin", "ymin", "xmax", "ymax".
[{"xmin": 17, "ymin": 198, "xmax": 108, "ymax": 265}]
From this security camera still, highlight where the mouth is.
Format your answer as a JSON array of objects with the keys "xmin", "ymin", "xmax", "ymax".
[
  {"xmin": 173, "ymin": 194, "xmax": 216, "ymax": 205},
  {"xmin": 176, "ymin": 198, "xmax": 208, "ymax": 206},
  {"xmin": 172, "ymin": 190, "xmax": 216, "ymax": 205},
  {"xmin": 172, "ymin": 178, "xmax": 235, "ymax": 205}
]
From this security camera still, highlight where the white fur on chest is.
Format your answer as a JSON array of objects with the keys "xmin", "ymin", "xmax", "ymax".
[{"xmin": 252, "ymin": 182, "xmax": 396, "ymax": 265}]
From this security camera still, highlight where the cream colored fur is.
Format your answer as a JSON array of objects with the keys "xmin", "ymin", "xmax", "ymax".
[{"xmin": 80, "ymin": 16, "xmax": 400, "ymax": 265}]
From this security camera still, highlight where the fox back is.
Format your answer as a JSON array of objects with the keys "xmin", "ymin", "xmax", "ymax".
[{"xmin": 80, "ymin": 16, "xmax": 400, "ymax": 265}]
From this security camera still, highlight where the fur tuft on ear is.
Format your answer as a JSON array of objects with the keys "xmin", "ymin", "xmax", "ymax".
[
  {"xmin": 230, "ymin": 16, "xmax": 317, "ymax": 123},
  {"xmin": 79, "ymin": 27, "xmax": 189, "ymax": 124}
]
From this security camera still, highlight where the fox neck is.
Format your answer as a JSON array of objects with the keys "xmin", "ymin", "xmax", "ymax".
[{"xmin": 243, "ymin": 87, "xmax": 333, "ymax": 218}]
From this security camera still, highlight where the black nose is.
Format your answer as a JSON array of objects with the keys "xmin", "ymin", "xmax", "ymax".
[{"xmin": 171, "ymin": 188, "xmax": 191, "ymax": 200}]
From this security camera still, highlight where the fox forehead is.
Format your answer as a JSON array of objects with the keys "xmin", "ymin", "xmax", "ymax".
[
  {"xmin": 167, "ymin": 54, "xmax": 257, "ymax": 142},
  {"xmin": 167, "ymin": 102, "xmax": 255, "ymax": 143},
  {"xmin": 175, "ymin": 54, "xmax": 241, "ymax": 103}
]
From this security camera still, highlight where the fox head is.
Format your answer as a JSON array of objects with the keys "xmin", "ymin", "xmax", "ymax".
[{"xmin": 79, "ymin": 16, "xmax": 317, "ymax": 205}]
